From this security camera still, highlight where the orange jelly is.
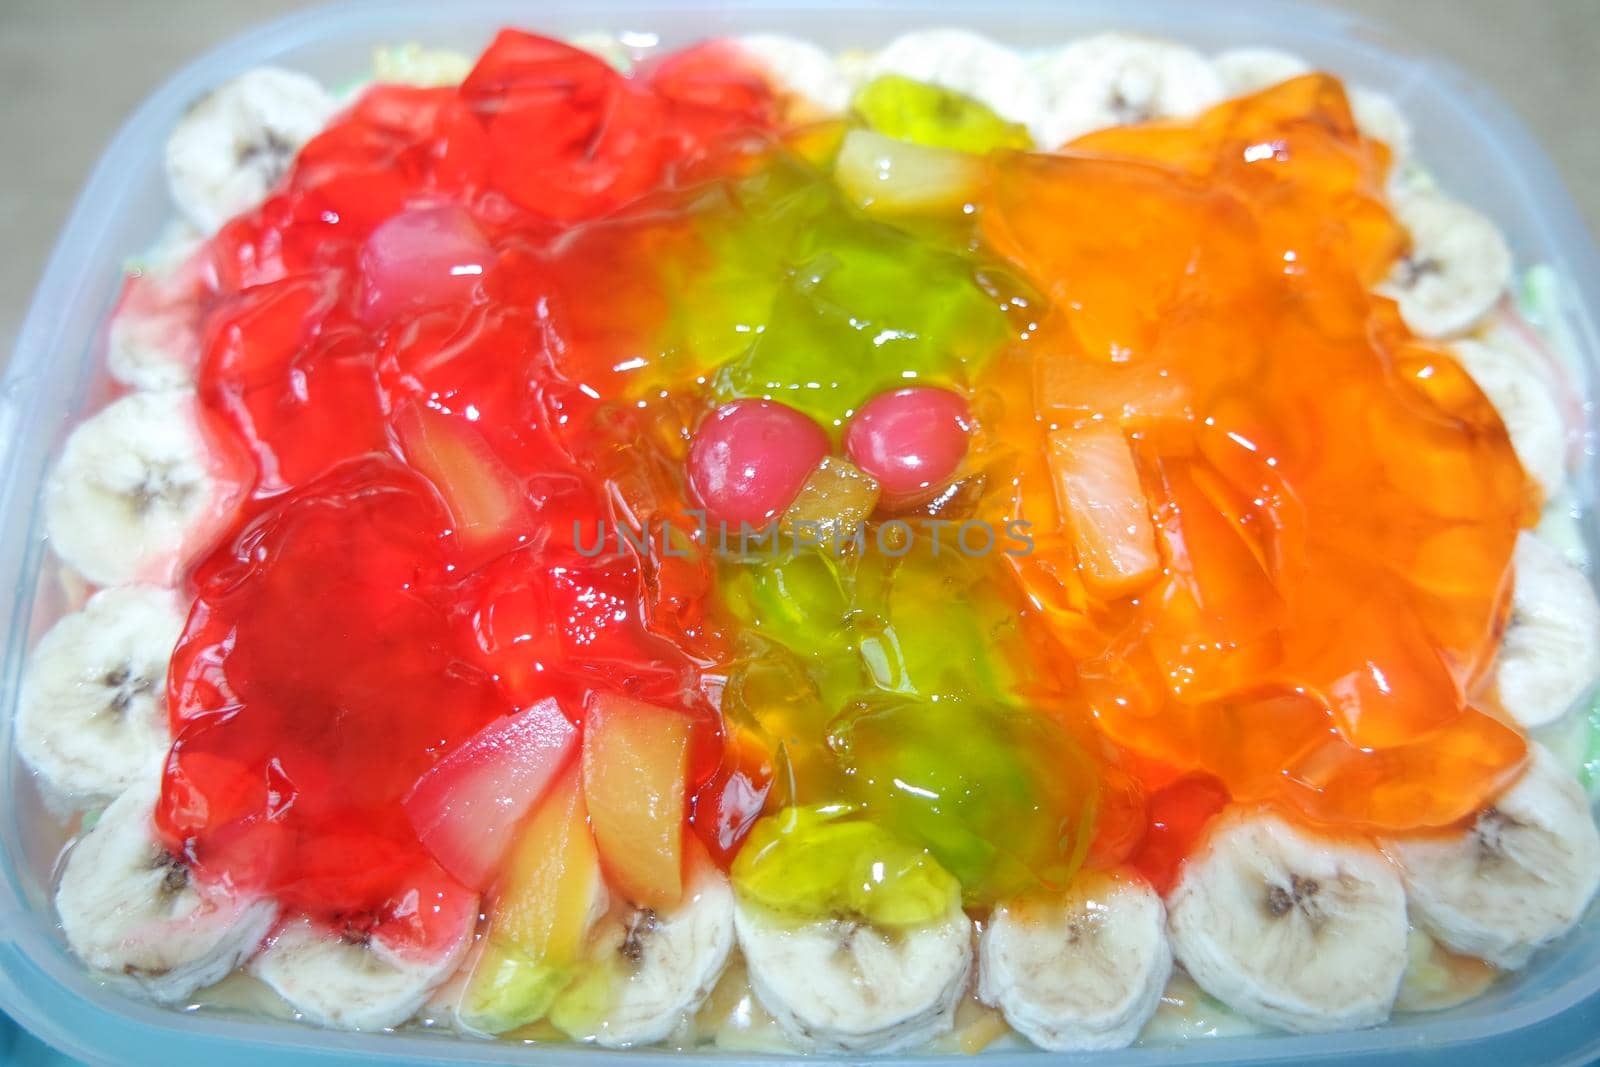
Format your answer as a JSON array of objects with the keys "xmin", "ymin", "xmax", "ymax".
[{"xmin": 973, "ymin": 75, "xmax": 1529, "ymax": 831}]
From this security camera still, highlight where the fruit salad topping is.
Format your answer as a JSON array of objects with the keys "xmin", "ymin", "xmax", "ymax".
[
  {"xmin": 28, "ymin": 23, "xmax": 1600, "ymax": 1054},
  {"xmin": 143, "ymin": 27, "xmax": 1534, "ymax": 954}
]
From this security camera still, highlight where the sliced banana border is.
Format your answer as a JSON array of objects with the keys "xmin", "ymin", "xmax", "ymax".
[
  {"xmin": 866, "ymin": 29, "xmax": 1048, "ymax": 145},
  {"xmin": 56, "ymin": 780, "xmax": 279, "ymax": 1004},
  {"xmin": 1167, "ymin": 808, "xmax": 1409, "ymax": 1034},
  {"xmin": 165, "ymin": 67, "xmax": 336, "ymax": 234},
  {"xmin": 551, "ymin": 864, "xmax": 736, "ymax": 1047},
  {"xmin": 1385, "ymin": 743, "xmax": 1600, "ymax": 970},
  {"xmin": 734, "ymin": 34, "xmax": 852, "ymax": 118},
  {"xmin": 1378, "ymin": 189, "xmax": 1513, "ymax": 340},
  {"xmin": 733, "ymin": 894, "xmax": 973, "ymax": 1053},
  {"xmin": 1493, "ymin": 532, "xmax": 1600, "ymax": 730},
  {"xmin": 44, "ymin": 389, "xmax": 241, "ymax": 588},
  {"xmin": 251, "ymin": 909, "xmax": 476, "ymax": 1031},
  {"xmin": 1450, "ymin": 326, "xmax": 1570, "ymax": 505},
  {"xmin": 978, "ymin": 869, "xmax": 1171, "ymax": 1050},
  {"xmin": 108, "ymin": 220, "xmax": 206, "ymax": 392},
  {"xmin": 16, "ymin": 586, "xmax": 186, "ymax": 807},
  {"xmin": 1035, "ymin": 33, "xmax": 1223, "ymax": 147},
  {"xmin": 1212, "ymin": 47, "xmax": 1311, "ymax": 97}
]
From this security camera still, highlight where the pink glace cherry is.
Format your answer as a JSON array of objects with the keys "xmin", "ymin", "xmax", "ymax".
[
  {"xmin": 688, "ymin": 399, "xmax": 829, "ymax": 526},
  {"xmin": 845, "ymin": 386, "xmax": 971, "ymax": 497},
  {"xmin": 360, "ymin": 204, "xmax": 493, "ymax": 325}
]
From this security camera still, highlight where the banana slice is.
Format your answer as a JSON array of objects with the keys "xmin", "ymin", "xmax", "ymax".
[
  {"xmin": 551, "ymin": 865, "xmax": 736, "ymax": 1047},
  {"xmin": 56, "ymin": 780, "xmax": 278, "ymax": 1003},
  {"xmin": 44, "ymin": 389, "xmax": 240, "ymax": 588},
  {"xmin": 1492, "ymin": 532, "xmax": 1600, "ymax": 730},
  {"xmin": 1535, "ymin": 493, "xmax": 1591, "ymax": 572},
  {"xmin": 127, "ymin": 217, "xmax": 205, "ymax": 277},
  {"xmin": 1450, "ymin": 331, "xmax": 1568, "ymax": 504},
  {"xmin": 1167, "ymin": 808, "xmax": 1409, "ymax": 1033},
  {"xmin": 1377, "ymin": 190, "xmax": 1512, "ymax": 339},
  {"xmin": 1213, "ymin": 47, "xmax": 1310, "ymax": 95},
  {"xmin": 1385, "ymin": 743, "xmax": 1600, "ymax": 970},
  {"xmin": 1349, "ymin": 87, "xmax": 1415, "ymax": 163},
  {"xmin": 735, "ymin": 35, "xmax": 851, "ymax": 117},
  {"xmin": 107, "ymin": 223, "xmax": 206, "ymax": 391},
  {"xmin": 109, "ymin": 302, "xmax": 201, "ymax": 392},
  {"xmin": 866, "ymin": 30, "xmax": 1047, "ymax": 144},
  {"xmin": 733, "ymin": 896, "xmax": 973, "ymax": 1052},
  {"xmin": 165, "ymin": 67, "xmax": 336, "ymax": 234},
  {"xmin": 978, "ymin": 870, "xmax": 1171, "ymax": 1050},
  {"xmin": 251, "ymin": 908, "xmax": 477, "ymax": 1031},
  {"xmin": 1531, "ymin": 698, "xmax": 1595, "ymax": 785},
  {"xmin": 15, "ymin": 586, "xmax": 185, "ymax": 806},
  {"xmin": 1036, "ymin": 33, "xmax": 1224, "ymax": 147}
]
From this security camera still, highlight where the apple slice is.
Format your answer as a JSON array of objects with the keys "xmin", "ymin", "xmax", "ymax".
[
  {"xmin": 360, "ymin": 204, "xmax": 492, "ymax": 325},
  {"xmin": 583, "ymin": 693, "xmax": 692, "ymax": 911},
  {"xmin": 394, "ymin": 401, "xmax": 531, "ymax": 558},
  {"xmin": 458, "ymin": 764, "xmax": 607, "ymax": 1033},
  {"xmin": 404, "ymin": 698, "xmax": 577, "ymax": 889},
  {"xmin": 1047, "ymin": 425, "xmax": 1161, "ymax": 597}
]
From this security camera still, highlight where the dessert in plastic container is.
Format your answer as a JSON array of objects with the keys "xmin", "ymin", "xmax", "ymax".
[{"xmin": 3, "ymin": 1, "xmax": 1600, "ymax": 1065}]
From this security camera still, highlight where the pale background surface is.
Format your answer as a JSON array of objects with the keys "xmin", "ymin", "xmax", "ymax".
[{"xmin": 1, "ymin": 0, "xmax": 1598, "ymax": 359}]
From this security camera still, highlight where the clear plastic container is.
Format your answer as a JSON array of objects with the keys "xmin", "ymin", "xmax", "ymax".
[{"xmin": 2, "ymin": 1, "xmax": 1597, "ymax": 1064}]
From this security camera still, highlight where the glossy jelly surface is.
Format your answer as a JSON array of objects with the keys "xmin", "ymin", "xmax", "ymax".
[
  {"xmin": 145, "ymin": 32, "xmax": 1528, "ymax": 955},
  {"xmin": 978, "ymin": 75, "xmax": 1527, "ymax": 831}
]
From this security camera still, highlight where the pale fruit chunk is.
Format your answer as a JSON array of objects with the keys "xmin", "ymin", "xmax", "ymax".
[
  {"xmin": 1036, "ymin": 356, "xmax": 1192, "ymax": 427},
  {"xmin": 360, "ymin": 204, "xmax": 491, "ymax": 324},
  {"xmin": 403, "ymin": 698, "xmax": 577, "ymax": 890},
  {"xmin": 834, "ymin": 129, "xmax": 985, "ymax": 216},
  {"xmin": 457, "ymin": 765, "xmax": 607, "ymax": 1034},
  {"xmin": 394, "ymin": 402, "xmax": 529, "ymax": 554},
  {"xmin": 779, "ymin": 456, "xmax": 880, "ymax": 550},
  {"xmin": 584, "ymin": 694, "xmax": 693, "ymax": 910},
  {"xmin": 1047, "ymin": 425, "xmax": 1161, "ymax": 596}
]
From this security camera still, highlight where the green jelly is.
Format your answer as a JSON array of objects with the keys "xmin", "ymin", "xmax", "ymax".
[
  {"xmin": 850, "ymin": 545, "xmax": 1028, "ymax": 701},
  {"xmin": 853, "ymin": 74, "xmax": 1034, "ymax": 154},
  {"xmin": 717, "ymin": 543, "xmax": 1097, "ymax": 905},
  {"xmin": 731, "ymin": 804, "xmax": 961, "ymax": 927},
  {"xmin": 826, "ymin": 694, "xmax": 1098, "ymax": 904},
  {"xmin": 687, "ymin": 156, "xmax": 1010, "ymax": 427},
  {"xmin": 718, "ymin": 634, "xmax": 855, "ymax": 807}
]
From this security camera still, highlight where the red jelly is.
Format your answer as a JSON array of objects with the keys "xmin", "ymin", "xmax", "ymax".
[
  {"xmin": 1127, "ymin": 773, "xmax": 1231, "ymax": 894},
  {"xmin": 161, "ymin": 458, "xmax": 507, "ymax": 949},
  {"xmin": 158, "ymin": 32, "xmax": 777, "ymax": 956}
]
